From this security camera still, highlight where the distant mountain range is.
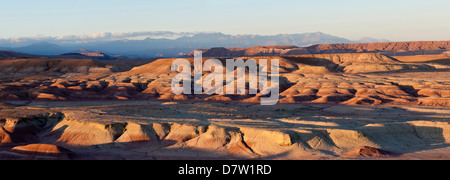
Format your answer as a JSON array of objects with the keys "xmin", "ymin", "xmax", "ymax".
[
  {"xmin": 2, "ymin": 40, "xmax": 450, "ymax": 60},
  {"xmin": 0, "ymin": 32, "xmax": 390, "ymax": 57}
]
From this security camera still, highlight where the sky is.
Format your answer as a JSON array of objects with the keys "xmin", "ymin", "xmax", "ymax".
[{"xmin": 1, "ymin": 0, "xmax": 450, "ymax": 41}]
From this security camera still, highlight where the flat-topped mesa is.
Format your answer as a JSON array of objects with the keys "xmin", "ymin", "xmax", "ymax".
[
  {"xmin": 284, "ymin": 53, "xmax": 399, "ymax": 65},
  {"xmin": 71, "ymin": 49, "xmax": 107, "ymax": 57},
  {"xmin": 80, "ymin": 52, "xmax": 105, "ymax": 57},
  {"xmin": 185, "ymin": 41, "xmax": 450, "ymax": 58},
  {"xmin": 308, "ymin": 41, "xmax": 450, "ymax": 55}
]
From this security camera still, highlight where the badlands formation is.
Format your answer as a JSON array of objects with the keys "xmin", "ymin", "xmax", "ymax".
[{"xmin": 0, "ymin": 42, "xmax": 449, "ymax": 160}]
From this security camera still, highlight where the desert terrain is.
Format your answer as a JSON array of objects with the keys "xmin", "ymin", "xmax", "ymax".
[{"xmin": 0, "ymin": 41, "xmax": 449, "ymax": 160}]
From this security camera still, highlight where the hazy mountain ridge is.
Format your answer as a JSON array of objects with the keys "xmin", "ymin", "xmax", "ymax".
[
  {"xmin": 12, "ymin": 42, "xmax": 69, "ymax": 56},
  {"xmin": 0, "ymin": 32, "xmax": 381, "ymax": 57}
]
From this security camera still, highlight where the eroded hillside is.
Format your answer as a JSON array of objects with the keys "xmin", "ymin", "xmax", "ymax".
[
  {"xmin": 0, "ymin": 101, "xmax": 449, "ymax": 160},
  {"xmin": 0, "ymin": 51, "xmax": 449, "ymax": 160},
  {"xmin": 0, "ymin": 53, "xmax": 448, "ymax": 107}
]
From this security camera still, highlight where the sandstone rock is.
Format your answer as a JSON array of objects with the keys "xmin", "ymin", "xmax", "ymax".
[
  {"xmin": 342, "ymin": 146, "xmax": 396, "ymax": 158},
  {"xmin": 4, "ymin": 144, "xmax": 73, "ymax": 160},
  {"xmin": 158, "ymin": 94, "xmax": 189, "ymax": 101},
  {"xmin": 279, "ymin": 95, "xmax": 296, "ymax": 103},
  {"xmin": 418, "ymin": 97, "xmax": 450, "ymax": 107},
  {"xmin": 4, "ymin": 93, "xmax": 21, "ymax": 100},
  {"xmin": 203, "ymin": 95, "xmax": 232, "ymax": 102},
  {"xmin": 115, "ymin": 123, "xmax": 159, "ymax": 144},
  {"xmin": 49, "ymin": 120, "xmax": 127, "ymax": 146},
  {"xmin": 162, "ymin": 123, "xmax": 206, "ymax": 146},
  {"xmin": 35, "ymin": 93, "xmax": 61, "ymax": 100}
]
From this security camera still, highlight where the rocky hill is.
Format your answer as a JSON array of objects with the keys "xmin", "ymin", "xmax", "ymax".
[{"xmin": 0, "ymin": 50, "xmax": 38, "ymax": 59}]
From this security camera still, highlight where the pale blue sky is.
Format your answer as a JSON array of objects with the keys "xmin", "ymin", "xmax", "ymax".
[{"xmin": 1, "ymin": 0, "xmax": 449, "ymax": 41}]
